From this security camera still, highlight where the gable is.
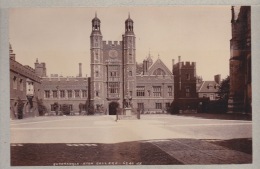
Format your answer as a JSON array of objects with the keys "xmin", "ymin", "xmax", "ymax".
[{"xmin": 147, "ymin": 58, "xmax": 173, "ymax": 76}]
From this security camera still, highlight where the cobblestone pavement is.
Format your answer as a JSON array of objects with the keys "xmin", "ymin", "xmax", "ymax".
[{"xmin": 145, "ymin": 139, "xmax": 252, "ymax": 164}]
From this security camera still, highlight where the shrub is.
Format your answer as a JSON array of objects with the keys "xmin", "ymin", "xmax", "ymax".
[
  {"xmin": 36, "ymin": 97, "xmax": 47, "ymax": 116},
  {"xmin": 53, "ymin": 102, "xmax": 59, "ymax": 115},
  {"xmin": 167, "ymin": 100, "xmax": 179, "ymax": 114},
  {"xmin": 61, "ymin": 104, "xmax": 71, "ymax": 115}
]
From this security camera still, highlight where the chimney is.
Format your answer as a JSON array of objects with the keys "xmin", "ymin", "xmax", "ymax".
[
  {"xmin": 214, "ymin": 74, "xmax": 221, "ymax": 84},
  {"xmin": 79, "ymin": 63, "xmax": 82, "ymax": 77},
  {"xmin": 178, "ymin": 56, "xmax": 181, "ymax": 63}
]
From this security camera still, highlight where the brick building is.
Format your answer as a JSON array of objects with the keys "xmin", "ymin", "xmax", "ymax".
[
  {"xmin": 228, "ymin": 6, "xmax": 251, "ymax": 113},
  {"xmin": 10, "ymin": 44, "xmax": 43, "ymax": 119},
  {"xmin": 172, "ymin": 56, "xmax": 198, "ymax": 112},
  {"xmin": 35, "ymin": 62, "xmax": 90, "ymax": 115},
  {"xmin": 89, "ymin": 14, "xmax": 174, "ymax": 115}
]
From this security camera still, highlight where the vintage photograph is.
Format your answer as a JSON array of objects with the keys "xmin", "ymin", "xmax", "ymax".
[{"xmin": 9, "ymin": 6, "xmax": 252, "ymax": 166}]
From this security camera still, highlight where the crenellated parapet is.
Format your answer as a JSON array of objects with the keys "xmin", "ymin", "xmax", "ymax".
[{"xmin": 102, "ymin": 40, "xmax": 123, "ymax": 47}]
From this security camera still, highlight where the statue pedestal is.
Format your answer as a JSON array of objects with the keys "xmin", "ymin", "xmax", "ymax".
[{"xmin": 124, "ymin": 108, "xmax": 132, "ymax": 116}]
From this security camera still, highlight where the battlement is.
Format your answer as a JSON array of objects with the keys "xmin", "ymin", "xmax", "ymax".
[
  {"xmin": 35, "ymin": 62, "xmax": 46, "ymax": 68},
  {"xmin": 103, "ymin": 40, "xmax": 122, "ymax": 46},
  {"xmin": 173, "ymin": 61, "xmax": 196, "ymax": 69}
]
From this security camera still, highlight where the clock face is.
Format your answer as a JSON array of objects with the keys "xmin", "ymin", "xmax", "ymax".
[{"xmin": 109, "ymin": 50, "xmax": 118, "ymax": 59}]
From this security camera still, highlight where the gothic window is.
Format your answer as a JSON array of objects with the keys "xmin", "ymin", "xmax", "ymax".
[
  {"xmin": 13, "ymin": 76, "xmax": 17, "ymax": 89},
  {"xmin": 19, "ymin": 79, "xmax": 23, "ymax": 91},
  {"xmin": 109, "ymin": 82, "xmax": 119, "ymax": 94},
  {"xmin": 82, "ymin": 90, "xmax": 87, "ymax": 98},
  {"xmin": 136, "ymin": 86, "xmax": 145, "ymax": 97},
  {"xmin": 137, "ymin": 103, "xmax": 144, "ymax": 110},
  {"xmin": 155, "ymin": 103, "xmax": 162, "ymax": 109},
  {"xmin": 153, "ymin": 86, "xmax": 161, "ymax": 97},
  {"xmin": 153, "ymin": 68, "xmax": 166, "ymax": 76},
  {"xmin": 53, "ymin": 90, "xmax": 58, "ymax": 98},
  {"xmin": 96, "ymin": 91, "xmax": 99, "ymax": 97},
  {"xmin": 185, "ymin": 87, "xmax": 190, "ymax": 97},
  {"xmin": 45, "ymin": 90, "xmax": 50, "ymax": 98},
  {"xmin": 60, "ymin": 90, "xmax": 65, "ymax": 98},
  {"xmin": 186, "ymin": 74, "xmax": 190, "ymax": 80},
  {"xmin": 75, "ymin": 90, "xmax": 80, "ymax": 98},
  {"xmin": 168, "ymin": 86, "xmax": 173, "ymax": 96},
  {"xmin": 68, "ymin": 90, "xmax": 72, "ymax": 98},
  {"xmin": 129, "ymin": 91, "xmax": 132, "ymax": 97},
  {"xmin": 95, "ymin": 52, "xmax": 98, "ymax": 60},
  {"xmin": 129, "ymin": 71, "xmax": 132, "ymax": 76}
]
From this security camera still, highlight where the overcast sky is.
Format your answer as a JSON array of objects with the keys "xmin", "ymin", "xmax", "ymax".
[{"xmin": 9, "ymin": 6, "xmax": 231, "ymax": 80}]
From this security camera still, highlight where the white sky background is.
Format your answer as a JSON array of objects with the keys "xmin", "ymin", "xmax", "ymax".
[{"xmin": 9, "ymin": 6, "xmax": 231, "ymax": 81}]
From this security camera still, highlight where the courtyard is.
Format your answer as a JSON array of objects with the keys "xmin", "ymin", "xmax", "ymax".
[{"xmin": 10, "ymin": 114, "xmax": 252, "ymax": 165}]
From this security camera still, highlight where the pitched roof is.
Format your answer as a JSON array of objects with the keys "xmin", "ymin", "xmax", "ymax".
[
  {"xmin": 198, "ymin": 81, "xmax": 219, "ymax": 93},
  {"xmin": 147, "ymin": 58, "xmax": 173, "ymax": 76}
]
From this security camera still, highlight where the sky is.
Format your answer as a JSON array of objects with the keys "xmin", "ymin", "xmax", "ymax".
[{"xmin": 9, "ymin": 6, "xmax": 231, "ymax": 81}]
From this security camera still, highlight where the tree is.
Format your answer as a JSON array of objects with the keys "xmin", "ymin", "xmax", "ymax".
[
  {"xmin": 61, "ymin": 104, "xmax": 70, "ymax": 115},
  {"xmin": 136, "ymin": 62, "xmax": 143, "ymax": 75},
  {"xmin": 218, "ymin": 76, "xmax": 230, "ymax": 101},
  {"xmin": 167, "ymin": 100, "xmax": 179, "ymax": 114},
  {"xmin": 17, "ymin": 97, "xmax": 24, "ymax": 119},
  {"xmin": 53, "ymin": 102, "xmax": 59, "ymax": 115},
  {"xmin": 36, "ymin": 97, "xmax": 47, "ymax": 116}
]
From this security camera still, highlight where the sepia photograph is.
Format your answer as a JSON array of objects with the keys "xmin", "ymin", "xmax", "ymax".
[{"xmin": 8, "ymin": 6, "xmax": 252, "ymax": 166}]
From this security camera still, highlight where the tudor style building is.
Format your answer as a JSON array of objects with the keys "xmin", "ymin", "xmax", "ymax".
[{"xmin": 90, "ymin": 14, "xmax": 174, "ymax": 115}]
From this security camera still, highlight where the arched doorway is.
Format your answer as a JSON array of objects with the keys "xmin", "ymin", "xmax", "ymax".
[{"xmin": 109, "ymin": 101, "xmax": 119, "ymax": 115}]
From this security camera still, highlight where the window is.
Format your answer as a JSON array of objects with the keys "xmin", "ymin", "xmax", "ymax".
[
  {"xmin": 13, "ymin": 76, "xmax": 17, "ymax": 89},
  {"xmin": 45, "ymin": 90, "xmax": 50, "ymax": 98},
  {"xmin": 109, "ymin": 82, "xmax": 119, "ymax": 94},
  {"xmin": 19, "ymin": 79, "xmax": 23, "ymax": 91},
  {"xmin": 168, "ymin": 86, "xmax": 173, "ymax": 96},
  {"xmin": 53, "ymin": 90, "xmax": 58, "ymax": 98},
  {"xmin": 155, "ymin": 103, "xmax": 162, "ymax": 109},
  {"xmin": 166, "ymin": 102, "xmax": 171, "ymax": 108},
  {"xmin": 75, "ymin": 90, "xmax": 80, "ymax": 97},
  {"xmin": 95, "ymin": 71, "xmax": 99, "ymax": 77},
  {"xmin": 96, "ymin": 91, "xmax": 99, "ymax": 97},
  {"xmin": 153, "ymin": 68, "xmax": 166, "ymax": 75},
  {"xmin": 60, "ymin": 90, "xmax": 65, "ymax": 98},
  {"xmin": 69, "ymin": 104, "xmax": 73, "ymax": 111},
  {"xmin": 129, "ymin": 91, "xmax": 132, "ymax": 97},
  {"xmin": 186, "ymin": 74, "xmax": 190, "ymax": 80},
  {"xmin": 137, "ymin": 103, "xmax": 144, "ymax": 110},
  {"xmin": 210, "ymin": 94, "xmax": 214, "ymax": 100},
  {"xmin": 153, "ymin": 86, "xmax": 161, "ymax": 97},
  {"xmin": 82, "ymin": 90, "xmax": 87, "ymax": 98},
  {"xmin": 51, "ymin": 104, "xmax": 55, "ymax": 111},
  {"xmin": 68, "ymin": 90, "xmax": 72, "ymax": 98},
  {"xmin": 129, "ymin": 71, "xmax": 132, "ymax": 76},
  {"xmin": 136, "ymin": 86, "xmax": 145, "ymax": 97},
  {"xmin": 82, "ymin": 104, "xmax": 86, "ymax": 111},
  {"xmin": 185, "ymin": 87, "xmax": 190, "ymax": 97}
]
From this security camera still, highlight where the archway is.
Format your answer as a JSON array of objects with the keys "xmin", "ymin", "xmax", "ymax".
[{"xmin": 109, "ymin": 101, "xmax": 119, "ymax": 115}]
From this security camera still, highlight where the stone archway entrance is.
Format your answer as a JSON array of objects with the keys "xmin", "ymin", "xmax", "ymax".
[{"xmin": 109, "ymin": 101, "xmax": 119, "ymax": 115}]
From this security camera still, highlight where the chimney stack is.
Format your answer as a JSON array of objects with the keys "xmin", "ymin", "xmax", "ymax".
[
  {"xmin": 178, "ymin": 56, "xmax": 181, "ymax": 63},
  {"xmin": 79, "ymin": 63, "xmax": 82, "ymax": 77},
  {"xmin": 214, "ymin": 74, "xmax": 221, "ymax": 84}
]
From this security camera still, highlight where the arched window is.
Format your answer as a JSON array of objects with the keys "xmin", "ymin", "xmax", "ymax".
[{"xmin": 153, "ymin": 68, "xmax": 166, "ymax": 75}]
